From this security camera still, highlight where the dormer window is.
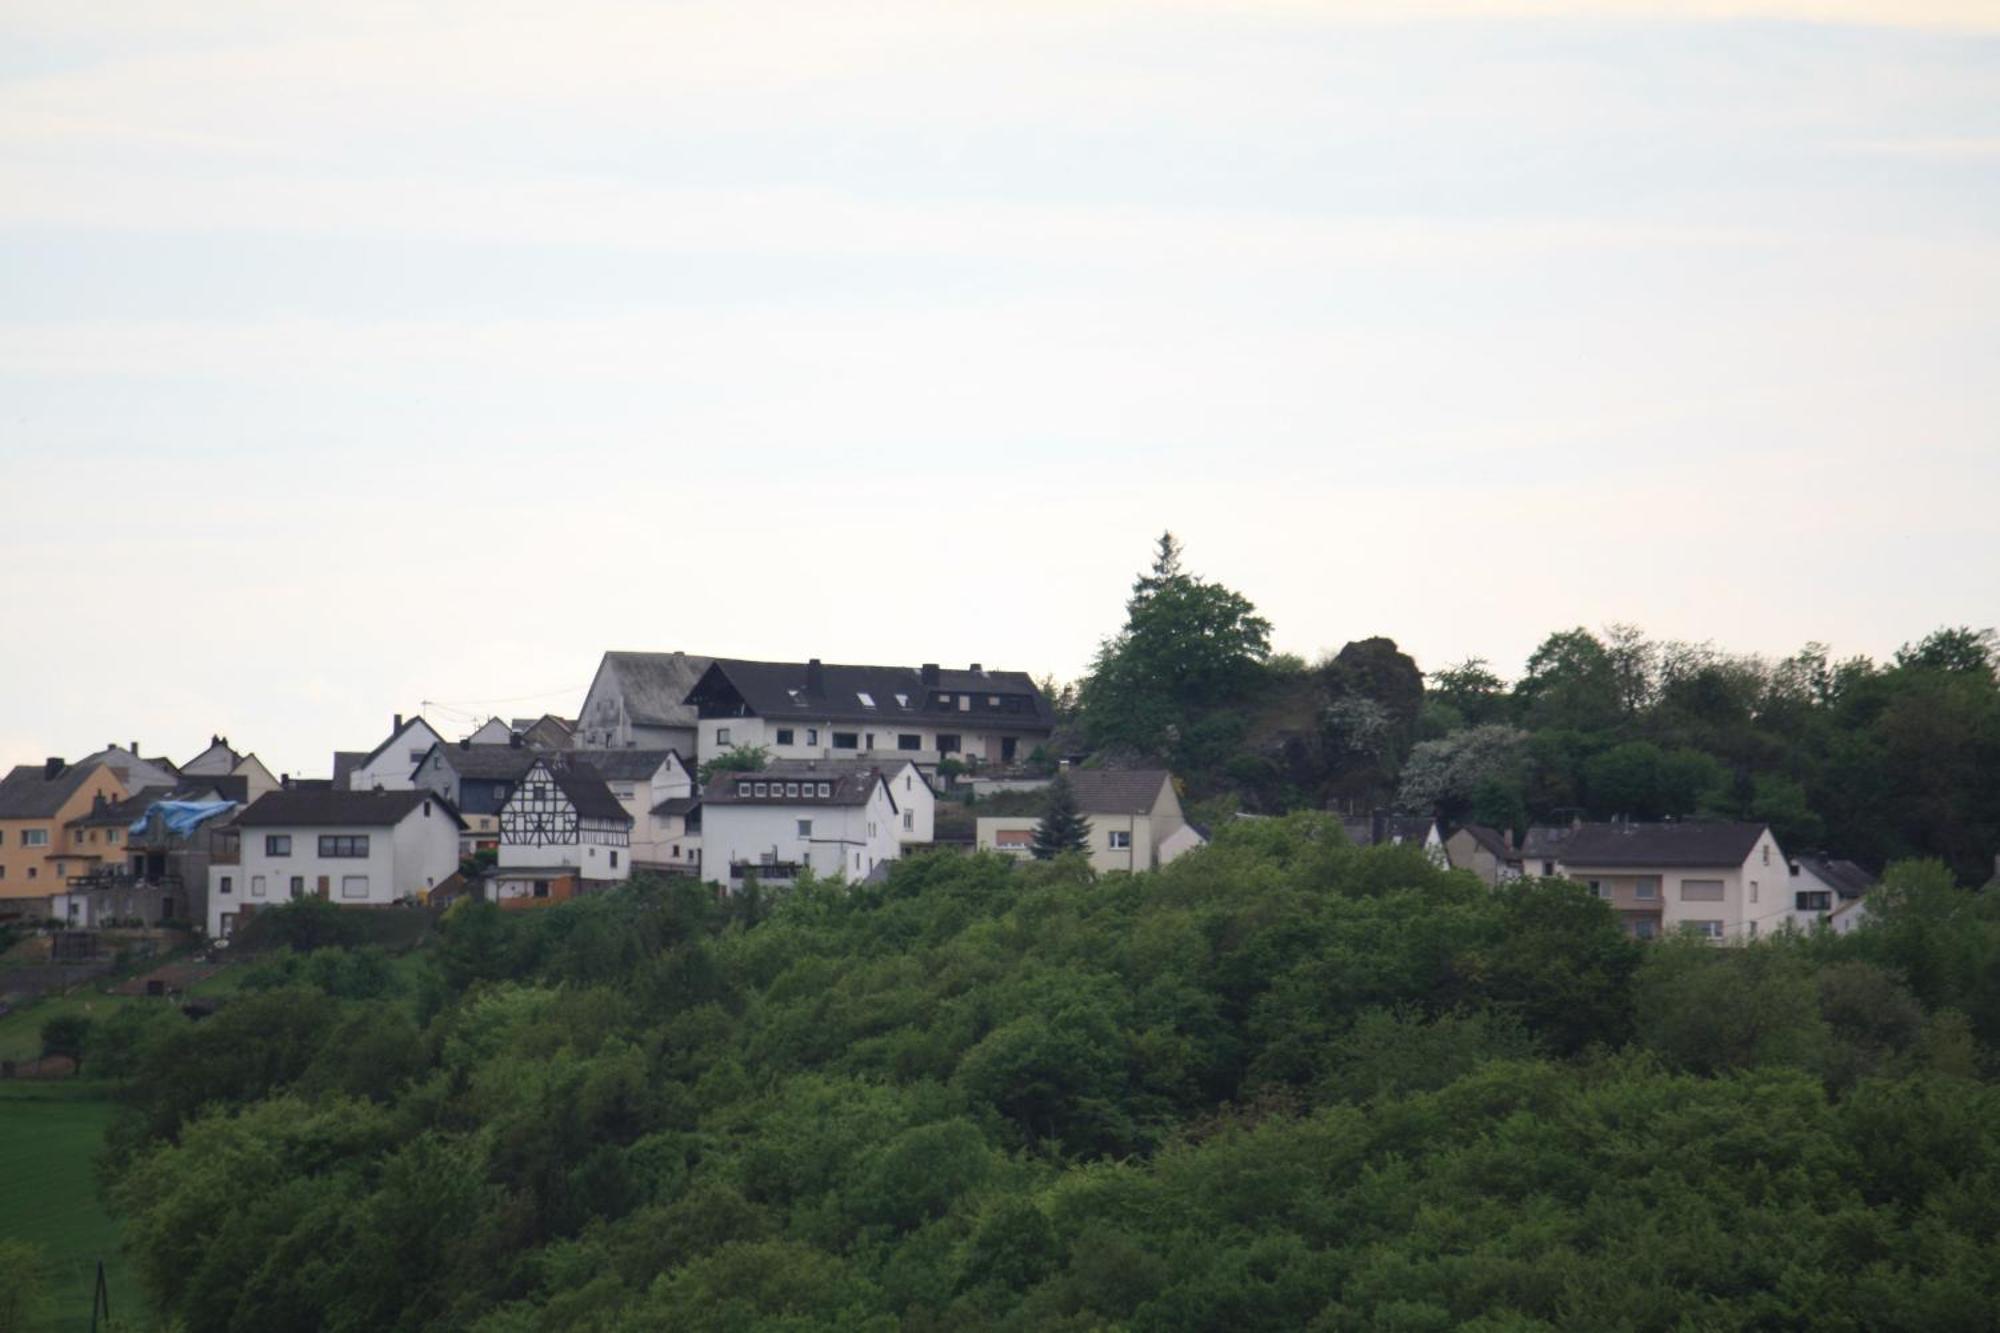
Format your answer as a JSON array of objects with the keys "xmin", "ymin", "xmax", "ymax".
[
  {"xmin": 785, "ymin": 782, "xmax": 799, "ymax": 797},
  {"xmin": 737, "ymin": 782, "xmax": 751, "ymax": 797},
  {"xmin": 753, "ymin": 782, "xmax": 768, "ymax": 796},
  {"xmin": 817, "ymin": 782, "xmax": 831, "ymax": 797},
  {"xmin": 894, "ymin": 693, "xmax": 909, "ymax": 708}
]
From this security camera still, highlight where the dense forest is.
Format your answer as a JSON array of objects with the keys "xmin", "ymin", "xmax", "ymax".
[
  {"xmin": 1058, "ymin": 535, "xmax": 2000, "ymax": 883},
  {"xmin": 90, "ymin": 841, "xmax": 2000, "ymax": 1330}
]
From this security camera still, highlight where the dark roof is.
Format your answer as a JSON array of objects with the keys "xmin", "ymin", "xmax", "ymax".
[
  {"xmin": 704, "ymin": 770, "xmax": 888, "ymax": 808},
  {"xmin": 1454, "ymin": 824, "xmax": 1513, "ymax": 860},
  {"xmin": 1518, "ymin": 824, "xmax": 1577, "ymax": 861},
  {"xmin": 1341, "ymin": 814, "xmax": 1439, "ymax": 848},
  {"xmin": 0, "ymin": 762, "xmax": 116, "ymax": 819},
  {"xmin": 598, "ymin": 652, "xmax": 713, "ymax": 728},
  {"xmin": 1559, "ymin": 821, "xmax": 1769, "ymax": 869},
  {"xmin": 425, "ymin": 743, "xmax": 543, "ymax": 781},
  {"xmin": 758, "ymin": 757, "xmax": 933, "ymax": 793},
  {"xmin": 235, "ymin": 788, "xmax": 466, "ymax": 829},
  {"xmin": 331, "ymin": 751, "xmax": 366, "ymax": 787},
  {"xmin": 685, "ymin": 658, "xmax": 1053, "ymax": 732},
  {"xmin": 350, "ymin": 716, "xmax": 439, "ymax": 778},
  {"xmin": 569, "ymin": 749, "xmax": 683, "ymax": 782},
  {"xmin": 511, "ymin": 759, "xmax": 633, "ymax": 824},
  {"xmin": 1793, "ymin": 855, "xmax": 1875, "ymax": 899},
  {"xmin": 1065, "ymin": 769, "xmax": 1174, "ymax": 816},
  {"xmin": 651, "ymin": 796, "xmax": 701, "ymax": 818},
  {"xmin": 68, "ymin": 786, "xmax": 175, "ymax": 826}
]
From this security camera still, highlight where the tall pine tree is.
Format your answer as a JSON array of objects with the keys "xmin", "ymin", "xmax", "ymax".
[{"xmin": 1030, "ymin": 774, "xmax": 1092, "ymax": 859}]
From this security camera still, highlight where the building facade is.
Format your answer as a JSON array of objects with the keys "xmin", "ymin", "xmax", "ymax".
[
  {"xmin": 577, "ymin": 652, "xmax": 711, "ymax": 753},
  {"xmin": 976, "ymin": 769, "xmax": 1194, "ymax": 874},
  {"xmin": 490, "ymin": 758, "xmax": 634, "ymax": 903},
  {"xmin": 0, "ymin": 760, "xmax": 129, "ymax": 914},
  {"xmin": 699, "ymin": 769, "xmax": 900, "ymax": 890}
]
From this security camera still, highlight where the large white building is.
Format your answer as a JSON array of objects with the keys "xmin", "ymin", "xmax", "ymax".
[
  {"xmin": 1532, "ymin": 820, "xmax": 1794, "ymax": 943},
  {"xmin": 209, "ymin": 787, "xmax": 463, "ymax": 938},
  {"xmin": 700, "ymin": 768, "xmax": 900, "ymax": 891},
  {"xmin": 686, "ymin": 658, "xmax": 1054, "ymax": 773},
  {"xmin": 568, "ymin": 749, "xmax": 697, "ymax": 872}
]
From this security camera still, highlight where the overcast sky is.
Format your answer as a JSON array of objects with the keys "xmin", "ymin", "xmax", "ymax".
[{"xmin": 3, "ymin": 0, "xmax": 1995, "ymax": 776}]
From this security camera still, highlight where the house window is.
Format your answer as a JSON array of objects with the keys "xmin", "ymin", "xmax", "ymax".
[
  {"xmin": 423, "ymin": 800, "xmax": 433, "ymax": 817},
  {"xmin": 219, "ymin": 875, "xmax": 234, "ymax": 895},
  {"xmin": 1632, "ymin": 919, "xmax": 1658, "ymax": 940},
  {"xmin": 798, "ymin": 819, "xmax": 813, "ymax": 837},
  {"xmin": 898, "ymin": 734, "xmax": 921, "ymax": 751},
  {"xmin": 958, "ymin": 696, "xmax": 970, "ymax": 712},
  {"xmin": 776, "ymin": 729, "xmax": 795, "ymax": 745},
  {"xmin": 894, "ymin": 694, "xmax": 909, "ymax": 708},
  {"xmin": 220, "ymin": 912, "xmax": 235, "ymax": 937},
  {"xmin": 107, "ymin": 829, "xmax": 119, "ymax": 844},
  {"xmin": 807, "ymin": 729, "xmax": 819, "ymax": 746},
  {"xmin": 737, "ymin": 782, "xmax": 750, "ymax": 797},
  {"xmin": 903, "ymin": 810, "xmax": 914, "ymax": 831},
  {"xmin": 1585, "ymin": 879, "xmax": 1608, "ymax": 899},
  {"xmin": 1541, "ymin": 861, "xmax": 1555, "ymax": 876},
  {"xmin": 27, "ymin": 867, "xmax": 36, "ymax": 880},
  {"xmin": 1634, "ymin": 876, "xmax": 1659, "ymax": 900},
  {"xmin": 610, "ymin": 851, "xmax": 619, "ymax": 868},
  {"xmin": 817, "ymin": 783, "xmax": 831, "ymax": 798},
  {"xmin": 754, "ymin": 782, "xmax": 768, "ymax": 796},
  {"xmin": 1680, "ymin": 879, "xmax": 1725, "ymax": 902},
  {"xmin": 251, "ymin": 875, "xmax": 267, "ymax": 898},
  {"xmin": 1762, "ymin": 844, "xmax": 1771, "ymax": 865},
  {"xmin": 290, "ymin": 876, "xmax": 305, "ymax": 898},
  {"xmin": 22, "ymin": 829, "xmax": 48, "ymax": 847},
  {"xmin": 995, "ymin": 828, "xmax": 1032, "ymax": 848},
  {"xmin": 612, "ymin": 784, "xmax": 634, "ymax": 800},
  {"xmin": 340, "ymin": 875, "xmax": 369, "ymax": 899},
  {"xmin": 1796, "ymin": 890, "xmax": 1832, "ymax": 912},
  {"xmin": 937, "ymin": 734, "xmax": 961, "ymax": 754},
  {"xmin": 785, "ymin": 783, "xmax": 799, "ymax": 797},
  {"xmin": 832, "ymin": 733, "xmax": 858, "ymax": 750},
  {"xmin": 1109, "ymin": 831, "xmax": 1132, "ymax": 850},
  {"xmin": 533, "ymin": 880, "xmax": 550, "ymax": 898},
  {"xmin": 1688, "ymin": 920, "xmax": 1725, "ymax": 939},
  {"xmin": 1750, "ymin": 880, "xmax": 1759, "ymax": 903},
  {"xmin": 857, "ymin": 692, "xmax": 876, "ymax": 708},
  {"xmin": 1747, "ymin": 921, "xmax": 1758, "ymax": 939},
  {"xmin": 717, "ymin": 727, "xmax": 732, "ymax": 746},
  {"xmin": 865, "ymin": 733, "xmax": 875, "ymax": 749},
  {"xmin": 318, "ymin": 835, "xmax": 370, "ymax": 857},
  {"xmin": 266, "ymin": 835, "xmax": 291, "ymax": 856}
]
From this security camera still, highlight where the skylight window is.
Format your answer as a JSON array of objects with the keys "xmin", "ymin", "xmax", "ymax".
[
  {"xmin": 894, "ymin": 693, "xmax": 909, "ymax": 708},
  {"xmin": 857, "ymin": 692, "xmax": 876, "ymax": 708}
]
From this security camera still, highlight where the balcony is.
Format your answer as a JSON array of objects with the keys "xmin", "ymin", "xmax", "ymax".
[{"xmin": 729, "ymin": 860, "xmax": 803, "ymax": 883}]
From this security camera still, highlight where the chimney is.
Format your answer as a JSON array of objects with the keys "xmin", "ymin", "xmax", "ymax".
[
  {"xmin": 921, "ymin": 663, "xmax": 940, "ymax": 686},
  {"xmin": 394, "ymin": 713, "xmax": 404, "ymax": 733},
  {"xmin": 281, "ymin": 773, "xmax": 291, "ymax": 789},
  {"xmin": 44, "ymin": 757, "xmax": 64, "ymax": 779},
  {"xmin": 92, "ymin": 792, "xmax": 107, "ymax": 812},
  {"xmin": 806, "ymin": 658, "xmax": 825, "ymax": 693},
  {"xmin": 132, "ymin": 740, "xmax": 139, "ymax": 756},
  {"xmin": 1504, "ymin": 827, "xmax": 1516, "ymax": 852},
  {"xmin": 211, "ymin": 733, "xmax": 221, "ymax": 746},
  {"xmin": 509, "ymin": 732, "xmax": 523, "ymax": 749},
  {"xmin": 970, "ymin": 662, "xmax": 983, "ymax": 674}
]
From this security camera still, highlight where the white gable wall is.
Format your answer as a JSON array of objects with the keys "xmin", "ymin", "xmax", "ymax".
[{"xmin": 348, "ymin": 719, "xmax": 446, "ymax": 791}]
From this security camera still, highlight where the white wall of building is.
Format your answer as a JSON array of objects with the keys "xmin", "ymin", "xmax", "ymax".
[
  {"xmin": 208, "ymin": 803, "xmax": 458, "ymax": 937},
  {"xmin": 700, "ymin": 782, "xmax": 899, "ymax": 889},
  {"xmin": 698, "ymin": 715, "xmax": 1044, "ymax": 771},
  {"xmin": 347, "ymin": 720, "xmax": 445, "ymax": 791}
]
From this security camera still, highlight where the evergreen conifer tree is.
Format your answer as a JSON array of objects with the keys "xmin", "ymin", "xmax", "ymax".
[{"xmin": 1030, "ymin": 774, "xmax": 1092, "ymax": 860}]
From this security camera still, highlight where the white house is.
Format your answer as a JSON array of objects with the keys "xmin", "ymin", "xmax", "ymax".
[
  {"xmin": 1787, "ymin": 854, "xmax": 1875, "ymax": 932},
  {"xmin": 174, "ymin": 736, "xmax": 280, "ymax": 802},
  {"xmin": 569, "ymin": 749, "xmax": 697, "ymax": 871},
  {"xmin": 209, "ymin": 787, "xmax": 464, "ymax": 938},
  {"xmin": 491, "ymin": 758, "xmax": 634, "ymax": 901},
  {"xmin": 577, "ymin": 652, "xmax": 712, "ymax": 753},
  {"xmin": 1547, "ymin": 820, "xmax": 1792, "ymax": 943},
  {"xmin": 336, "ymin": 715, "xmax": 447, "ymax": 792},
  {"xmin": 700, "ymin": 768, "xmax": 900, "ymax": 891},
  {"xmin": 749, "ymin": 758, "xmax": 935, "ymax": 845},
  {"xmin": 685, "ymin": 658, "xmax": 1054, "ymax": 773},
  {"xmin": 977, "ymin": 769, "xmax": 1194, "ymax": 874},
  {"xmin": 465, "ymin": 717, "xmax": 515, "ymax": 745}
]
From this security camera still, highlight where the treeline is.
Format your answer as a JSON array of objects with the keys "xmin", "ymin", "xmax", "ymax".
[
  {"xmin": 1064, "ymin": 535, "xmax": 2000, "ymax": 882},
  {"xmin": 92, "ymin": 838, "xmax": 2000, "ymax": 1330}
]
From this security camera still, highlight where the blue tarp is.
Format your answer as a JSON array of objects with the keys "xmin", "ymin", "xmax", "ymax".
[{"xmin": 131, "ymin": 800, "xmax": 236, "ymax": 837}]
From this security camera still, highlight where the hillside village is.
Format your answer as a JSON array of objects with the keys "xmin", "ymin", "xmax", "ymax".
[{"xmin": 1, "ymin": 645, "xmax": 1884, "ymax": 954}]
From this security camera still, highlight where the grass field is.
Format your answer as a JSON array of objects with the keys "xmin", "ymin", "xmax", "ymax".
[
  {"xmin": 0, "ymin": 1082, "xmax": 141, "ymax": 1330},
  {"xmin": 0, "ymin": 992, "xmax": 142, "ymax": 1065}
]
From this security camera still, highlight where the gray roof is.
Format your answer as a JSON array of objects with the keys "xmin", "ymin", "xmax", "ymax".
[
  {"xmin": 599, "ymin": 652, "xmax": 713, "ymax": 729},
  {"xmin": 1065, "ymin": 769, "xmax": 1173, "ymax": 816},
  {"xmin": 1793, "ymin": 855, "xmax": 1874, "ymax": 900},
  {"xmin": 545, "ymin": 763, "xmax": 633, "ymax": 824},
  {"xmin": 235, "ymin": 788, "xmax": 466, "ymax": 829},
  {"xmin": 68, "ymin": 786, "xmax": 175, "ymax": 826},
  {"xmin": 651, "ymin": 795, "xmax": 701, "ymax": 817},
  {"xmin": 704, "ymin": 770, "xmax": 887, "ymax": 808},
  {"xmin": 1454, "ymin": 824, "xmax": 1512, "ymax": 860},
  {"xmin": 1559, "ymin": 821, "xmax": 1770, "ymax": 869},
  {"xmin": 1519, "ymin": 824, "xmax": 1578, "ymax": 861},
  {"xmin": 1341, "ymin": 814, "xmax": 1439, "ymax": 848},
  {"xmin": 759, "ymin": 757, "xmax": 931, "ymax": 791},
  {"xmin": 425, "ymin": 743, "xmax": 543, "ymax": 781},
  {"xmin": 569, "ymin": 749, "xmax": 682, "ymax": 782},
  {"xmin": 685, "ymin": 658, "xmax": 1052, "ymax": 732},
  {"xmin": 0, "ymin": 762, "xmax": 116, "ymax": 819}
]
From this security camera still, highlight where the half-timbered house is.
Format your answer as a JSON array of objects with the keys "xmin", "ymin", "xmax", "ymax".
[{"xmin": 490, "ymin": 758, "xmax": 634, "ymax": 906}]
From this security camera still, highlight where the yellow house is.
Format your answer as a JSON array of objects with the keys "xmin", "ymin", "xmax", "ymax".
[
  {"xmin": 0, "ymin": 759, "xmax": 129, "ymax": 911},
  {"xmin": 976, "ymin": 769, "xmax": 1198, "ymax": 873}
]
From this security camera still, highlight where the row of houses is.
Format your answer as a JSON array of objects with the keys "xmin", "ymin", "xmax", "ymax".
[{"xmin": 0, "ymin": 650, "xmax": 1880, "ymax": 946}]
